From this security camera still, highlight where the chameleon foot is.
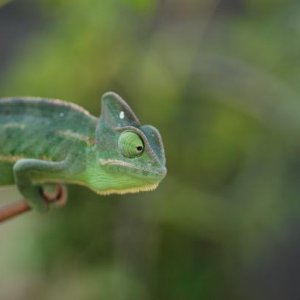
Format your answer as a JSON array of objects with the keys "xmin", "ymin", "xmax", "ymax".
[{"xmin": 41, "ymin": 183, "xmax": 68, "ymax": 207}]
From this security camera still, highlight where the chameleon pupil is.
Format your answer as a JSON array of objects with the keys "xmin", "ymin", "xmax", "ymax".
[{"xmin": 137, "ymin": 146, "xmax": 143, "ymax": 152}]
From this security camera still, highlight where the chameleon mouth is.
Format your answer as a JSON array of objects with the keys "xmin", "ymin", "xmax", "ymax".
[
  {"xmin": 99, "ymin": 159, "xmax": 135, "ymax": 168},
  {"xmin": 97, "ymin": 183, "xmax": 159, "ymax": 196},
  {"xmin": 99, "ymin": 159, "xmax": 166, "ymax": 177}
]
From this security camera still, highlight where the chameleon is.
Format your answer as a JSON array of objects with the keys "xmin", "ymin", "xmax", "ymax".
[{"xmin": 0, "ymin": 92, "xmax": 167, "ymax": 212}]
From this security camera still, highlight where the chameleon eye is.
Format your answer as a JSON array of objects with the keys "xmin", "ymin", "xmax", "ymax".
[{"xmin": 118, "ymin": 131, "xmax": 144, "ymax": 158}]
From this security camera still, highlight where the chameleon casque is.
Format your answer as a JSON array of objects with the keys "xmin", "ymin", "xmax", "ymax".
[{"xmin": 0, "ymin": 92, "xmax": 167, "ymax": 212}]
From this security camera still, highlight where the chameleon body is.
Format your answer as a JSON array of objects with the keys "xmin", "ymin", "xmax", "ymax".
[{"xmin": 0, "ymin": 92, "xmax": 166, "ymax": 212}]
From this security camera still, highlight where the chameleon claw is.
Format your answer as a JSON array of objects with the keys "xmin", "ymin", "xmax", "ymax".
[
  {"xmin": 42, "ymin": 184, "xmax": 68, "ymax": 207},
  {"xmin": 53, "ymin": 184, "xmax": 68, "ymax": 207}
]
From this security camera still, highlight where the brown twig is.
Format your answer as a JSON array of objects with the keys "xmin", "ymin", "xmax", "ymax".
[
  {"xmin": 0, "ymin": 184, "xmax": 67, "ymax": 223},
  {"xmin": 0, "ymin": 200, "xmax": 31, "ymax": 223}
]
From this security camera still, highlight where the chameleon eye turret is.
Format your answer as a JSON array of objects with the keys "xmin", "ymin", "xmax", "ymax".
[{"xmin": 118, "ymin": 131, "xmax": 144, "ymax": 158}]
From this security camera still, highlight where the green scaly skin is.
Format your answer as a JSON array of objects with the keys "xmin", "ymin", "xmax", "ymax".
[{"xmin": 0, "ymin": 92, "xmax": 167, "ymax": 212}]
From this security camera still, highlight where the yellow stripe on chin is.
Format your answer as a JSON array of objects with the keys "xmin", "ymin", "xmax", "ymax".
[{"xmin": 97, "ymin": 183, "xmax": 159, "ymax": 195}]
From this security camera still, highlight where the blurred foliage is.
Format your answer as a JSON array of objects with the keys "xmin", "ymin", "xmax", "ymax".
[
  {"xmin": 0, "ymin": 0, "xmax": 11, "ymax": 7},
  {"xmin": 1, "ymin": 0, "xmax": 300, "ymax": 299}
]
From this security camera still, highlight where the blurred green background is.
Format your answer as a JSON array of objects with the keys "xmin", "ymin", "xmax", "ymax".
[{"xmin": 1, "ymin": 0, "xmax": 300, "ymax": 299}]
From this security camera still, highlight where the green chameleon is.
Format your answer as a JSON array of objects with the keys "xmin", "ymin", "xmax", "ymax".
[{"xmin": 0, "ymin": 92, "xmax": 167, "ymax": 212}]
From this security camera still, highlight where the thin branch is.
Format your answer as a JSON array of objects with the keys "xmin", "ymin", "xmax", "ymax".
[
  {"xmin": 0, "ymin": 184, "xmax": 67, "ymax": 223},
  {"xmin": 0, "ymin": 200, "xmax": 31, "ymax": 223}
]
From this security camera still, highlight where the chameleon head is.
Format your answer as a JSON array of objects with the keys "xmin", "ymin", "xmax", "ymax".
[{"xmin": 88, "ymin": 92, "xmax": 167, "ymax": 195}]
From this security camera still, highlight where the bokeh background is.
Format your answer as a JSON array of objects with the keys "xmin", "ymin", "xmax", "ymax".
[{"xmin": 1, "ymin": 0, "xmax": 300, "ymax": 299}]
